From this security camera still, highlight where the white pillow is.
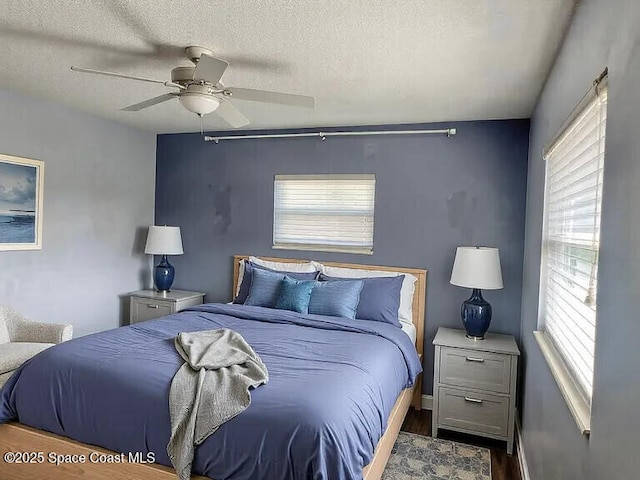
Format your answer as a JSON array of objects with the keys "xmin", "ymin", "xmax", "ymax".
[
  {"xmin": 249, "ymin": 256, "xmax": 317, "ymax": 273},
  {"xmin": 0, "ymin": 318, "xmax": 10, "ymax": 344},
  {"xmin": 235, "ymin": 257, "xmax": 318, "ymax": 297},
  {"xmin": 318, "ymin": 264, "xmax": 417, "ymax": 326}
]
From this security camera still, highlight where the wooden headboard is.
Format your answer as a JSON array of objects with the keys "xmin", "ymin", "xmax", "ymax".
[{"xmin": 232, "ymin": 255, "xmax": 427, "ymax": 364}]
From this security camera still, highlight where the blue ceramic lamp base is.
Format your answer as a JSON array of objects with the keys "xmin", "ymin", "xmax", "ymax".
[
  {"xmin": 461, "ymin": 288, "xmax": 492, "ymax": 340},
  {"xmin": 154, "ymin": 255, "xmax": 175, "ymax": 292}
]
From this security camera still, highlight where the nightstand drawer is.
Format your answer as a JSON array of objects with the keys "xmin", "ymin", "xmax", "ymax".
[
  {"xmin": 131, "ymin": 297, "xmax": 174, "ymax": 323},
  {"xmin": 439, "ymin": 347, "xmax": 512, "ymax": 394},
  {"xmin": 437, "ymin": 386, "xmax": 509, "ymax": 437}
]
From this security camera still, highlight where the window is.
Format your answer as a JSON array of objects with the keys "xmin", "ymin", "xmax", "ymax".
[
  {"xmin": 536, "ymin": 74, "xmax": 607, "ymax": 433},
  {"xmin": 273, "ymin": 174, "xmax": 375, "ymax": 254}
]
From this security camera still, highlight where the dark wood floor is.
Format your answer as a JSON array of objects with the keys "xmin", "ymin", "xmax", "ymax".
[{"xmin": 401, "ymin": 409, "xmax": 521, "ymax": 480}]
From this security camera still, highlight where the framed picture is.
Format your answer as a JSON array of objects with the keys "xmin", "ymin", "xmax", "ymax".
[{"xmin": 0, "ymin": 154, "xmax": 44, "ymax": 251}]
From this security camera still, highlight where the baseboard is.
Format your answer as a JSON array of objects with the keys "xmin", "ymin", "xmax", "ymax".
[
  {"xmin": 421, "ymin": 394, "xmax": 433, "ymax": 410},
  {"xmin": 515, "ymin": 411, "xmax": 531, "ymax": 480}
]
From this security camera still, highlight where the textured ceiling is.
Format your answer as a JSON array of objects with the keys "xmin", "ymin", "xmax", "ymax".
[{"xmin": 0, "ymin": 0, "xmax": 576, "ymax": 133}]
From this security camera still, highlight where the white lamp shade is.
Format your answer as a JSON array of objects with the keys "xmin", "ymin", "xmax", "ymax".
[
  {"xmin": 450, "ymin": 246, "xmax": 503, "ymax": 290},
  {"xmin": 144, "ymin": 226, "xmax": 184, "ymax": 255}
]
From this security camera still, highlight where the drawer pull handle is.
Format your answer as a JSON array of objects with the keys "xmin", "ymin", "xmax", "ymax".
[
  {"xmin": 146, "ymin": 304, "xmax": 159, "ymax": 309},
  {"xmin": 464, "ymin": 396, "xmax": 483, "ymax": 404},
  {"xmin": 465, "ymin": 356, "xmax": 485, "ymax": 363}
]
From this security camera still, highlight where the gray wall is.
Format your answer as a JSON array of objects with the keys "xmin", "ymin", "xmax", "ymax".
[
  {"xmin": 519, "ymin": 0, "xmax": 640, "ymax": 478},
  {"xmin": 156, "ymin": 120, "xmax": 530, "ymax": 395},
  {"xmin": 0, "ymin": 89, "xmax": 156, "ymax": 337}
]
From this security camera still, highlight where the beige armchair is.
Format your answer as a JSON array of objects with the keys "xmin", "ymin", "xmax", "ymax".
[{"xmin": 0, "ymin": 305, "xmax": 72, "ymax": 388}]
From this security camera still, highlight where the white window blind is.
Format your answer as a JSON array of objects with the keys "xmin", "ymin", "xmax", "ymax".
[
  {"xmin": 540, "ymin": 80, "xmax": 608, "ymax": 404},
  {"xmin": 273, "ymin": 174, "xmax": 375, "ymax": 254}
]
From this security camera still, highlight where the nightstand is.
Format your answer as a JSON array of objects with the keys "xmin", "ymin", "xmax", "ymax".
[
  {"xmin": 129, "ymin": 289, "xmax": 206, "ymax": 324},
  {"xmin": 432, "ymin": 327, "xmax": 520, "ymax": 454}
]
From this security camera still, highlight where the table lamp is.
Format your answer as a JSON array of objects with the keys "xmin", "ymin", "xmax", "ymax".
[
  {"xmin": 450, "ymin": 246, "xmax": 503, "ymax": 339},
  {"xmin": 144, "ymin": 226, "xmax": 184, "ymax": 292}
]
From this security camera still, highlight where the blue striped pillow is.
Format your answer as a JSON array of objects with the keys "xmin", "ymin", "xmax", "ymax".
[
  {"xmin": 308, "ymin": 279, "xmax": 364, "ymax": 319},
  {"xmin": 318, "ymin": 273, "xmax": 404, "ymax": 327},
  {"xmin": 244, "ymin": 268, "xmax": 286, "ymax": 308}
]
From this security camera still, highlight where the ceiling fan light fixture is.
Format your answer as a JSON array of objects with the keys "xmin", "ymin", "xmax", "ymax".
[{"xmin": 178, "ymin": 92, "xmax": 220, "ymax": 115}]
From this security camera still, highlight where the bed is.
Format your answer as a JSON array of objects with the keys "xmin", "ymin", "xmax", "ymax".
[{"xmin": 0, "ymin": 256, "xmax": 426, "ymax": 480}]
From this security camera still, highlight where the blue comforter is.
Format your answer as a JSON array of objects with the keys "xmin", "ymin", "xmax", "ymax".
[{"xmin": 0, "ymin": 303, "xmax": 422, "ymax": 480}]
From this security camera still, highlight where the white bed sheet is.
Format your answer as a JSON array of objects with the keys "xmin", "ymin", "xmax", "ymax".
[{"xmin": 400, "ymin": 321, "xmax": 416, "ymax": 344}]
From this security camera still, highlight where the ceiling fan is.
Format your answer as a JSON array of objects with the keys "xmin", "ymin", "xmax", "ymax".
[{"xmin": 71, "ymin": 46, "xmax": 315, "ymax": 128}]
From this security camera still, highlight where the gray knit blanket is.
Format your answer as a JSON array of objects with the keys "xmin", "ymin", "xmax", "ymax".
[{"xmin": 166, "ymin": 329, "xmax": 269, "ymax": 480}]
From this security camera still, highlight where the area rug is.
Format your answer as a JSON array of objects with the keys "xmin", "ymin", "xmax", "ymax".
[{"xmin": 382, "ymin": 431, "xmax": 491, "ymax": 480}]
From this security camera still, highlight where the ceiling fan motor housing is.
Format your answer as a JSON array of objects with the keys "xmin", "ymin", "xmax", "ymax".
[{"xmin": 171, "ymin": 66, "xmax": 196, "ymax": 86}]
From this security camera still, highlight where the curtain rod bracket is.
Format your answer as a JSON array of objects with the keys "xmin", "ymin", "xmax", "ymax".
[{"xmin": 594, "ymin": 67, "xmax": 608, "ymax": 87}]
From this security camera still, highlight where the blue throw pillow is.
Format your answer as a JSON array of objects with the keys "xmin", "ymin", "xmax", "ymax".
[
  {"xmin": 244, "ymin": 268, "xmax": 286, "ymax": 308},
  {"xmin": 275, "ymin": 276, "xmax": 317, "ymax": 314},
  {"xmin": 318, "ymin": 274, "xmax": 404, "ymax": 327},
  {"xmin": 234, "ymin": 261, "xmax": 318, "ymax": 304},
  {"xmin": 308, "ymin": 279, "xmax": 364, "ymax": 319}
]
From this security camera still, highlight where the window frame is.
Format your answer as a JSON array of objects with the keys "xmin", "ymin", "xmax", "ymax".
[
  {"xmin": 272, "ymin": 174, "xmax": 376, "ymax": 255},
  {"xmin": 535, "ymin": 72, "xmax": 608, "ymax": 436}
]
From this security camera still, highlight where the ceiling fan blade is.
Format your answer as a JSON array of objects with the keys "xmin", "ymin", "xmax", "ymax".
[
  {"xmin": 225, "ymin": 87, "xmax": 314, "ymax": 108},
  {"xmin": 71, "ymin": 66, "xmax": 169, "ymax": 85},
  {"xmin": 121, "ymin": 93, "xmax": 177, "ymax": 111},
  {"xmin": 216, "ymin": 99, "xmax": 250, "ymax": 128},
  {"xmin": 193, "ymin": 54, "xmax": 229, "ymax": 84}
]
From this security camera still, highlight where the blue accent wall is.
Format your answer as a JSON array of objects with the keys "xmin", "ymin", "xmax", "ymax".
[
  {"xmin": 155, "ymin": 120, "xmax": 530, "ymax": 394},
  {"xmin": 520, "ymin": 0, "xmax": 640, "ymax": 478}
]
